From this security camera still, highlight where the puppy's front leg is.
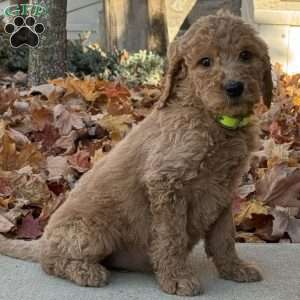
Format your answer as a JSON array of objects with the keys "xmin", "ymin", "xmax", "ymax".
[
  {"xmin": 205, "ymin": 206, "xmax": 262, "ymax": 282},
  {"xmin": 147, "ymin": 181, "xmax": 203, "ymax": 296}
]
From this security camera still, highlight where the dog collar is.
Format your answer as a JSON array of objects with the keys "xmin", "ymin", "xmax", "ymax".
[{"xmin": 216, "ymin": 115, "xmax": 250, "ymax": 130}]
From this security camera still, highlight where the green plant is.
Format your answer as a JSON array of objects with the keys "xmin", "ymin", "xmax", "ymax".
[
  {"xmin": 119, "ymin": 50, "xmax": 164, "ymax": 86},
  {"xmin": 0, "ymin": 27, "xmax": 165, "ymax": 86},
  {"xmin": 67, "ymin": 37, "xmax": 122, "ymax": 79}
]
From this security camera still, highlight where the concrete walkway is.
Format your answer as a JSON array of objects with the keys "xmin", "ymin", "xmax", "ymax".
[{"xmin": 0, "ymin": 244, "xmax": 299, "ymax": 300}]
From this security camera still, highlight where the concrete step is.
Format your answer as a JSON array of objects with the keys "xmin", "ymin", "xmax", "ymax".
[{"xmin": 0, "ymin": 243, "xmax": 300, "ymax": 300}]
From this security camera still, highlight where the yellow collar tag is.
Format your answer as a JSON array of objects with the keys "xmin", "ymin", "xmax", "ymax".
[{"xmin": 216, "ymin": 115, "xmax": 250, "ymax": 130}]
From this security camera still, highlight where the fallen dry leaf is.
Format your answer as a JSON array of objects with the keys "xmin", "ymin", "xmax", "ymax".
[
  {"xmin": 234, "ymin": 200, "xmax": 269, "ymax": 226},
  {"xmin": 256, "ymin": 163, "xmax": 300, "ymax": 208},
  {"xmin": 0, "ymin": 177, "xmax": 12, "ymax": 197},
  {"xmin": 47, "ymin": 156, "xmax": 72, "ymax": 181},
  {"xmin": 12, "ymin": 174, "xmax": 52, "ymax": 206},
  {"xmin": 53, "ymin": 104, "xmax": 85, "ymax": 136},
  {"xmin": 7, "ymin": 128, "xmax": 30, "ymax": 146},
  {"xmin": 235, "ymin": 231, "xmax": 266, "ymax": 243},
  {"xmin": 16, "ymin": 214, "xmax": 43, "ymax": 239},
  {"xmin": 97, "ymin": 114, "xmax": 135, "ymax": 142},
  {"xmin": 271, "ymin": 207, "xmax": 300, "ymax": 242},
  {"xmin": 0, "ymin": 134, "xmax": 44, "ymax": 171},
  {"xmin": 0, "ymin": 197, "xmax": 14, "ymax": 209},
  {"xmin": 254, "ymin": 215, "xmax": 279, "ymax": 242},
  {"xmin": 53, "ymin": 130, "xmax": 78, "ymax": 154},
  {"xmin": 0, "ymin": 214, "xmax": 15, "ymax": 233},
  {"xmin": 0, "ymin": 134, "xmax": 17, "ymax": 171},
  {"xmin": 3, "ymin": 204, "xmax": 29, "ymax": 225},
  {"xmin": 253, "ymin": 139, "xmax": 293, "ymax": 164},
  {"xmin": 30, "ymin": 83, "xmax": 64, "ymax": 102},
  {"xmin": 0, "ymin": 120, "xmax": 5, "ymax": 139},
  {"xmin": 107, "ymin": 97, "xmax": 133, "ymax": 116},
  {"xmin": 15, "ymin": 144, "xmax": 44, "ymax": 172},
  {"xmin": 31, "ymin": 107, "xmax": 53, "ymax": 131},
  {"xmin": 31, "ymin": 124, "xmax": 60, "ymax": 153},
  {"xmin": 68, "ymin": 150, "xmax": 91, "ymax": 173},
  {"xmin": 292, "ymin": 95, "xmax": 300, "ymax": 106},
  {"xmin": 0, "ymin": 88, "xmax": 18, "ymax": 114},
  {"xmin": 70, "ymin": 77, "xmax": 102, "ymax": 102},
  {"xmin": 51, "ymin": 76, "xmax": 101, "ymax": 102},
  {"xmin": 236, "ymin": 184, "xmax": 256, "ymax": 199}
]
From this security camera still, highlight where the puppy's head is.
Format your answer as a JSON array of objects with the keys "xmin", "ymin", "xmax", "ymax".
[{"xmin": 159, "ymin": 11, "xmax": 273, "ymax": 117}]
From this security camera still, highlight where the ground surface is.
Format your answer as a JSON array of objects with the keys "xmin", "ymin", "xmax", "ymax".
[{"xmin": 0, "ymin": 243, "xmax": 299, "ymax": 300}]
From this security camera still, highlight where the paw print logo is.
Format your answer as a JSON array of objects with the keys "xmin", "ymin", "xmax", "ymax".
[{"xmin": 4, "ymin": 16, "xmax": 45, "ymax": 48}]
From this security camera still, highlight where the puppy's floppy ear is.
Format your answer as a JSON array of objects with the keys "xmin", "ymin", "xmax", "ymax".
[
  {"xmin": 262, "ymin": 56, "xmax": 273, "ymax": 108},
  {"xmin": 157, "ymin": 38, "xmax": 187, "ymax": 108}
]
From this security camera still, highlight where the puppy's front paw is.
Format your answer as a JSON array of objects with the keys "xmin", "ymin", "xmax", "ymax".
[
  {"xmin": 219, "ymin": 261, "xmax": 262, "ymax": 283},
  {"xmin": 158, "ymin": 272, "xmax": 203, "ymax": 296}
]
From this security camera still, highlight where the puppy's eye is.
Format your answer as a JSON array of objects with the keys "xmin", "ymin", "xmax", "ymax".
[
  {"xmin": 239, "ymin": 50, "xmax": 253, "ymax": 62},
  {"xmin": 198, "ymin": 57, "xmax": 212, "ymax": 67}
]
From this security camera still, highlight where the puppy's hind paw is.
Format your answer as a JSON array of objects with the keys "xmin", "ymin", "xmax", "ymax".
[
  {"xmin": 68, "ymin": 262, "xmax": 110, "ymax": 287},
  {"xmin": 219, "ymin": 261, "xmax": 262, "ymax": 283}
]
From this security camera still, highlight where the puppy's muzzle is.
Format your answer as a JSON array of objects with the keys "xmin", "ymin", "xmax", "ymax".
[{"xmin": 225, "ymin": 80, "xmax": 244, "ymax": 101}]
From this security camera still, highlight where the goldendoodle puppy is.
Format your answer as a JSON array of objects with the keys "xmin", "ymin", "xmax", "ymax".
[{"xmin": 0, "ymin": 11, "xmax": 272, "ymax": 296}]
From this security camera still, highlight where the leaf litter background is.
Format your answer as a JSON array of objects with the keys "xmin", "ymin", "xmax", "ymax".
[{"xmin": 0, "ymin": 63, "xmax": 300, "ymax": 243}]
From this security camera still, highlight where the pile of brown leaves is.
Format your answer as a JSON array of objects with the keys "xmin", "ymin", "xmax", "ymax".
[
  {"xmin": 0, "ymin": 65, "xmax": 300, "ymax": 243},
  {"xmin": 0, "ymin": 74, "xmax": 159, "ymax": 239}
]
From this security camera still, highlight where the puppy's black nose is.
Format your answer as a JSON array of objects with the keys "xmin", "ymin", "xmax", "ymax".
[{"xmin": 225, "ymin": 81, "xmax": 244, "ymax": 97}]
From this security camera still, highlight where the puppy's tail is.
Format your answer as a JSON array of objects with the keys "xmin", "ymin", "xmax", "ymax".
[{"xmin": 0, "ymin": 234, "xmax": 42, "ymax": 262}]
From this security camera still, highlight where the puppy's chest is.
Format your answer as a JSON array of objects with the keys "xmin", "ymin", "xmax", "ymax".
[
  {"xmin": 203, "ymin": 135, "xmax": 249, "ymax": 180},
  {"xmin": 185, "ymin": 133, "xmax": 250, "ymax": 242}
]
